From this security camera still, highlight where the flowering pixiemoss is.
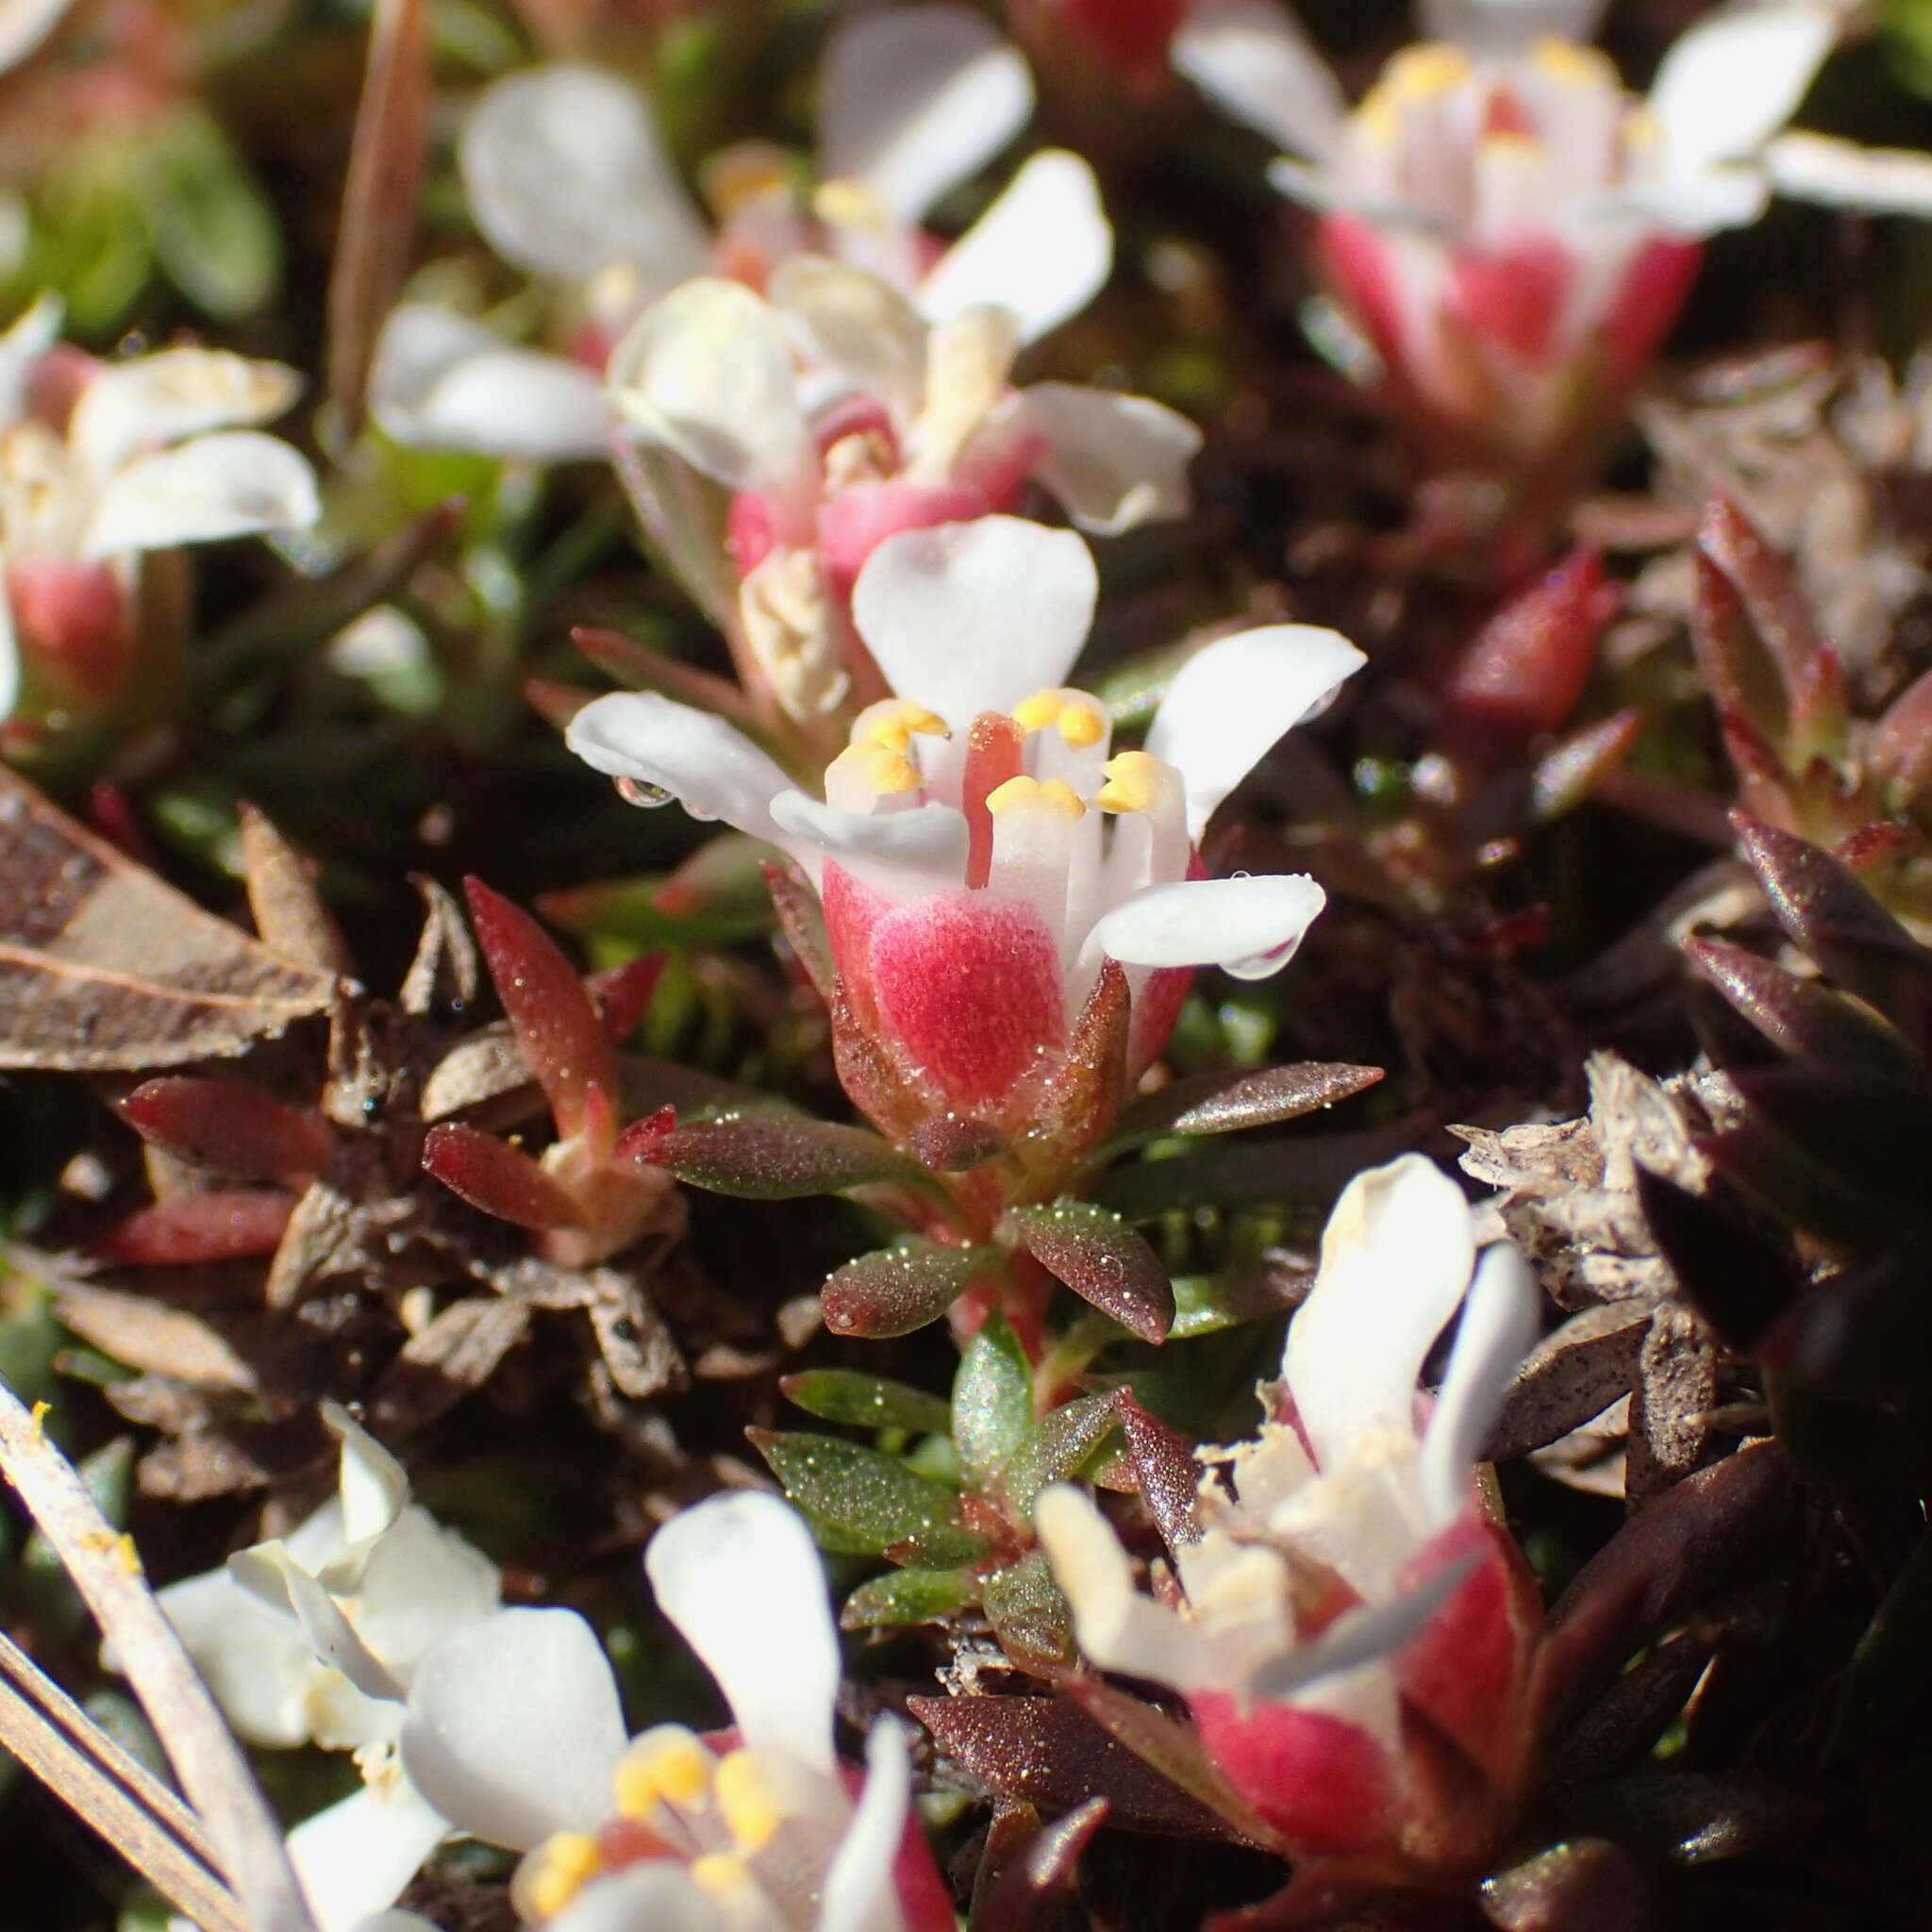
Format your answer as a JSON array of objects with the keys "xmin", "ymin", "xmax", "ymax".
[
  {"xmin": 1037, "ymin": 1153, "xmax": 1542, "ymax": 1876},
  {"xmin": 371, "ymin": 4, "xmax": 1107, "ymax": 466},
  {"xmin": 0, "ymin": 294, "xmax": 319, "ymax": 748},
  {"xmin": 608, "ymin": 265, "xmax": 1198, "ymax": 725},
  {"xmin": 149, "ymin": 1406, "xmax": 501, "ymax": 1932},
  {"xmin": 393, "ymin": 1491, "xmax": 953, "ymax": 1932},
  {"xmin": 1174, "ymin": 0, "xmax": 1925, "ymax": 504},
  {"xmin": 567, "ymin": 517, "xmax": 1362, "ymax": 1186}
]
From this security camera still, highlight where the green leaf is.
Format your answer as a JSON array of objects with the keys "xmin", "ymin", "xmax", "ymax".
[
  {"xmin": 840, "ymin": 1566, "xmax": 978, "ymax": 1631},
  {"xmin": 1008, "ymin": 1392, "xmax": 1123, "ymax": 1510},
  {"xmin": 782, "ymin": 1370, "xmax": 951, "ymax": 1437},
  {"xmin": 822, "ymin": 1241, "xmax": 995, "ymax": 1338},
  {"xmin": 135, "ymin": 109, "xmax": 280, "ymax": 320},
  {"xmin": 752, "ymin": 1431, "xmax": 986, "ymax": 1565},
  {"xmin": 1104, "ymin": 1061, "xmax": 1384, "ymax": 1153},
  {"xmin": 983, "ymin": 1554, "xmax": 1075, "ymax": 1672},
  {"xmin": 953, "ymin": 1313, "xmax": 1035, "ymax": 1497}
]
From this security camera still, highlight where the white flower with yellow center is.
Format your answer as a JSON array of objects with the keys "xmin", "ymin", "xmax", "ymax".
[{"xmin": 390, "ymin": 1492, "xmax": 952, "ymax": 1932}]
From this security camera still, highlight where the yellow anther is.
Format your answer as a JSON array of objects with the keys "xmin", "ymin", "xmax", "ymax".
[
  {"xmin": 114, "ymin": 1532, "xmax": 142, "ymax": 1576},
  {"xmin": 613, "ymin": 1728, "xmax": 711, "ymax": 1819},
  {"xmin": 1622, "ymin": 103, "xmax": 1660, "ymax": 151},
  {"xmin": 714, "ymin": 1750, "xmax": 785, "ymax": 1853},
  {"xmin": 703, "ymin": 142, "xmax": 794, "ymax": 219},
  {"xmin": 1478, "ymin": 128, "xmax": 1545, "ymax": 162},
  {"xmin": 1096, "ymin": 750, "xmax": 1160, "ymax": 814},
  {"xmin": 1380, "ymin": 42, "xmax": 1472, "ymax": 100},
  {"xmin": 813, "ymin": 176, "xmax": 892, "ymax": 232},
  {"xmin": 521, "ymin": 1834, "xmax": 604, "ymax": 1922},
  {"xmin": 1531, "ymin": 37, "xmax": 1619, "ymax": 92},
  {"xmin": 986, "ymin": 775, "xmax": 1086, "ymax": 819},
  {"xmin": 1012, "ymin": 689, "xmax": 1107, "ymax": 748},
  {"xmin": 27, "ymin": 1401, "xmax": 48, "ymax": 1435},
  {"xmin": 850, "ymin": 699, "xmax": 949, "ymax": 754},
  {"xmin": 690, "ymin": 1853, "xmax": 752, "ymax": 1896},
  {"xmin": 830, "ymin": 741, "xmax": 922, "ymax": 795}
]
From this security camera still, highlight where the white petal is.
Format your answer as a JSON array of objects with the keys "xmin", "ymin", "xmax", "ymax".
[
  {"xmin": 644, "ymin": 1492, "xmax": 840, "ymax": 1773},
  {"xmin": 1576, "ymin": 167, "xmax": 1771, "ymax": 237},
  {"xmin": 849, "ymin": 515, "xmax": 1095, "ymax": 722},
  {"xmin": 399, "ymin": 1607, "xmax": 626, "ymax": 1850},
  {"xmin": 370, "ymin": 306, "xmax": 611, "ymax": 461},
  {"xmin": 1265, "ymin": 156, "xmax": 1446, "ymax": 232},
  {"xmin": 818, "ymin": 5, "xmax": 1034, "ymax": 225},
  {"xmin": 79, "ymin": 432, "xmax": 320, "ymax": 559},
  {"xmin": 1420, "ymin": 1243, "xmax": 1541, "ymax": 1528},
  {"xmin": 354, "ymin": 1916, "xmax": 445, "ymax": 1932},
  {"xmin": 1244, "ymin": 1555, "xmax": 1477, "ymax": 1701},
  {"xmin": 288, "ymin": 1783, "xmax": 448, "ymax": 1932},
  {"xmin": 339, "ymin": 1507, "xmax": 503, "ymax": 1688},
  {"xmin": 1095, "ymin": 873, "xmax": 1327, "ymax": 980},
  {"xmin": 0, "ymin": 568, "xmax": 19, "ymax": 723},
  {"xmin": 770, "ymin": 256, "xmax": 929, "ymax": 421},
  {"xmin": 917, "ymin": 150, "xmax": 1111, "ymax": 345},
  {"xmin": 1284, "ymin": 1155, "xmax": 1477, "ymax": 1473},
  {"xmin": 607, "ymin": 279, "xmax": 816, "ymax": 499},
  {"xmin": 1762, "ymin": 129, "xmax": 1932, "ymax": 215},
  {"xmin": 1648, "ymin": 5, "xmax": 1839, "ymax": 177},
  {"xmin": 1034, "ymin": 1485, "xmax": 1223, "ymax": 1692},
  {"xmin": 1171, "ymin": 0, "xmax": 1347, "ymax": 158},
  {"xmin": 770, "ymin": 793, "xmax": 970, "ymax": 885},
  {"xmin": 1420, "ymin": 0, "xmax": 1608, "ymax": 56},
  {"xmin": 459, "ymin": 64, "xmax": 711, "ymax": 285},
  {"xmin": 816, "ymin": 1719, "xmax": 913, "ymax": 1932},
  {"xmin": 0, "ymin": 0, "xmax": 74, "ymax": 72},
  {"xmin": 566, "ymin": 691, "xmax": 798, "ymax": 848},
  {"xmin": 226, "ymin": 1544, "xmax": 405, "ymax": 1706},
  {"xmin": 0, "ymin": 291, "xmax": 62, "ymax": 425},
  {"xmin": 1009, "ymin": 384, "xmax": 1200, "ymax": 535},
  {"xmin": 1144, "ymin": 624, "xmax": 1365, "ymax": 840},
  {"xmin": 325, "ymin": 1403, "xmax": 409, "ymax": 1559},
  {"xmin": 156, "ymin": 1566, "xmax": 330, "ymax": 1748},
  {"xmin": 70, "ymin": 348, "xmax": 301, "ymax": 475},
  {"xmin": 550, "ymin": 1866, "xmax": 724, "ymax": 1932}
]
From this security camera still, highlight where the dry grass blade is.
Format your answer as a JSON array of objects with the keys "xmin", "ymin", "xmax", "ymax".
[
  {"xmin": 0, "ymin": 1383, "xmax": 319, "ymax": 1932},
  {"xmin": 0, "ymin": 1629, "xmax": 243, "ymax": 1932},
  {"xmin": 325, "ymin": 0, "xmax": 430, "ymax": 425}
]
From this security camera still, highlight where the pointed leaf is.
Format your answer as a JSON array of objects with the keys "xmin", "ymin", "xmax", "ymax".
[
  {"xmin": 1684, "ymin": 934, "xmax": 1919, "ymax": 1074},
  {"xmin": 782, "ymin": 1370, "xmax": 952, "ymax": 1436},
  {"xmin": 954, "ymin": 1313, "xmax": 1035, "ymax": 1497},
  {"xmin": 635, "ymin": 1113, "xmax": 925, "ymax": 1199},
  {"xmin": 910, "ymin": 1692, "xmax": 1241, "ymax": 1840},
  {"xmin": 841, "ymin": 1566, "xmax": 979, "ymax": 1631},
  {"xmin": 1118, "ymin": 1395, "xmax": 1202, "ymax": 1554},
  {"xmin": 970, "ymin": 1797, "xmax": 1108, "ymax": 1932},
  {"xmin": 238, "ymin": 804, "xmax": 351, "ymax": 977},
  {"xmin": 1634, "ymin": 1166, "xmax": 1803, "ymax": 1353},
  {"xmin": 1766, "ymin": 1249, "xmax": 1932, "ymax": 1405},
  {"xmin": 908, "ymin": 1113, "xmax": 1008, "ymax": 1173},
  {"xmin": 1025, "ymin": 957, "xmax": 1129, "ymax": 1164},
  {"xmin": 1006, "ymin": 1202, "xmax": 1174, "ymax": 1342},
  {"xmin": 1006, "ymin": 1391, "xmax": 1122, "ymax": 1512},
  {"xmin": 122, "ymin": 1077, "xmax": 332, "ymax": 1185},
  {"xmin": 1481, "ymin": 1840, "xmax": 1655, "ymax": 1932},
  {"xmin": 1729, "ymin": 1067, "xmax": 1932, "ymax": 1231},
  {"xmin": 1732, "ymin": 814, "xmax": 1932, "ymax": 1043},
  {"xmin": 94, "ymin": 1191, "xmax": 293, "ymax": 1266},
  {"xmin": 823, "ymin": 1241, "xmax": 997, "ymax": 1337},
  {"xmin": 421, "ymin": 1121, "xmax": 575, "ymax": 1231},
  {"xmin": 763, "ymin": 858, "xmax": 834, "ymax": 1001},
  {"xmin": 463, "ymin": 877, "xmax": 614, "ymax": 1142},
  {"xmin": 1530, "ymin": 708, "xmax": 1645, "ymax": 823},
  {"xmin": 1699, "ymin": 498, "xmax": 1820, "ymax": 693},
  {"xmin": 751, "ymin": 1430, "xmax": 986, "ymax": 1563},
  {"xmin": 1106, "ymin": 1060, "xmax": 1383, "ymax": 1152}
]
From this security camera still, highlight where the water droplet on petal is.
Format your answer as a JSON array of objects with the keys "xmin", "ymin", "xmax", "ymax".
[{"xmin": 616, "ymin": 777, "xmax": 675, "ymax": 809}]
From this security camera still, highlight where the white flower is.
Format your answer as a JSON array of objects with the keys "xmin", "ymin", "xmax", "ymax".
[
  {"xmin": 371, "ymin": 7, "xmax": 1112, "ymax": 466},
  {"xmin": 152, "ymin": 1406, "xmax": 500, "ymax": 1932},
  {"xmin": 391, "ymin": 1491, "xmax": 949, "ymax": 1931},
  {"xmin": 567, "ymin": 518, "xmax": 1360, "ymax": 1124},
  {"xmin": 1168, "ymin": 0, "xmax": 1932, "ymax": 471},
  {"xmin": 1036, "ymin": 1155, "xmax": 1542, "ymax": 1855},
  {"xmin": 0, "ymin": 295, "xmax": 320, "ymax": 718},
  {"xmin": 603, "ymin": 260, "xmax": 1197, "ymax": 720}
]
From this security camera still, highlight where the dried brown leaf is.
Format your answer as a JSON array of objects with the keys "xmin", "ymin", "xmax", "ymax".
[{"xmin": 0, "ymin": 767, "xmax": 338, "ymax": 1070}]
